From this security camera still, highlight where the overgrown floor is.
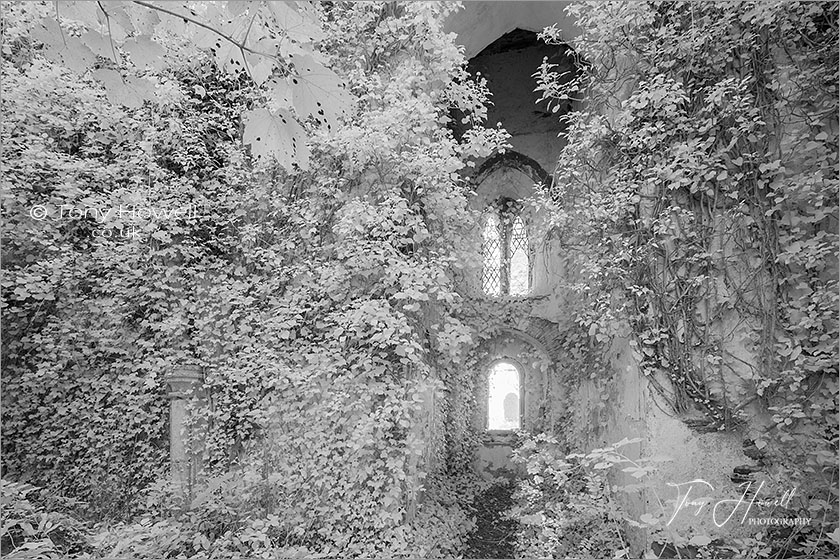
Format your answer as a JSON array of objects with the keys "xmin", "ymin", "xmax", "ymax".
[{"xmin": 464, "ymin": 479, "xmax": 517, "ymax": 559}]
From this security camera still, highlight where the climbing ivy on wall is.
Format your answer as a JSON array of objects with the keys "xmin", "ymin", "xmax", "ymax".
[
  {"xmin": 2, "ymin": 1, "xmax": 505, "ymax": 555},
  {"xmin": 535, "ymin": 1, "xmax": 838, "ymax": 556}
]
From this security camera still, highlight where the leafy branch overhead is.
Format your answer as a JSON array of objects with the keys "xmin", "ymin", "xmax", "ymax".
[{"xmin": 30, "ymin": 0, "xmax": 354, "ymax": 170}]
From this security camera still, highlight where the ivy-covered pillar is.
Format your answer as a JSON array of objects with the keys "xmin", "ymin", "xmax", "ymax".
[{"xmin": 164, "ymin": 364, "xmax": 205, "ymax": 498}]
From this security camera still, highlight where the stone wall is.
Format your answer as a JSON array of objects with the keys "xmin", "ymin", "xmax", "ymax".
[{"xmin": 448, "ymin": 3, "xmax": 767, "ymax": 554}]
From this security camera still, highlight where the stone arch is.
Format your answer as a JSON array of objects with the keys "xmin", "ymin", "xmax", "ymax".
[
  {"xmin": 473, "ymin": 151, "xmax": 552, "ymax": 191},
  {"xmin": 480, "ymin": 326, "xmax": 555, "ymax": 361},
  {"xmin": 471, "ymin": 327, "xmax": 555, "ymax": 434},
  {"xmin": 508, "ymin": 318, "xmax": 566, "ymax": 362},
  {"xmin": 471, "ymin": 154, "xmax": 555, "ymax": 296}
]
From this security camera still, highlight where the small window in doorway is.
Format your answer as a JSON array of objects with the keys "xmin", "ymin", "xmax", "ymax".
[{"xmin": 487, "ymin": 361, "xmax": 521, "ymax": 431}]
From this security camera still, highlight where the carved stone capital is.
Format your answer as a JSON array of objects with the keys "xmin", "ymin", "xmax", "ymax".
[{"xmin": 164, "ymin": 364, "xmax": 204, "ymax": 399}]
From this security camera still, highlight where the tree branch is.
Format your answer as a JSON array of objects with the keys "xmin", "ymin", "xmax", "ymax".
[
  {"xmin": 130, "ymin": 1, "xmax": 279, "ymax": 63},
  {"xmin": 97, "ymin": 1, "xmax": 122, "ymax": 66}
]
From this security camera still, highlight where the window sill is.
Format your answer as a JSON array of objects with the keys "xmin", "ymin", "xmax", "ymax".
[
  {"xmin": 474, "ymin": 292, "xmax": 550, "ymax": 301},
  {"xmin": 483, "ymin": 430, "xmax": 519, "ymax": 446}
]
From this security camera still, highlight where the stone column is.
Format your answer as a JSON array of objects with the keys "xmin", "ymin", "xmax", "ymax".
[{"xmin": 164, "ymin": 364, "xmax": 205, "ymax": 498}]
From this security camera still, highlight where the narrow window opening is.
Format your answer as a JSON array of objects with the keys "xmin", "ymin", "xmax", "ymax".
[{"xmin": 487, "ymin": 362, "xmax": 521, "ymax": 431}]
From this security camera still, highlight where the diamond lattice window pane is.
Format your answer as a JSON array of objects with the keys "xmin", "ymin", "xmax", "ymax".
[
  {"xmin": 482, "ymin": 213, "xmax": 502, "ymax": 296},
  {"xmin": 508, "ymin": 215, "xmax": 529, "ymax": 295}
]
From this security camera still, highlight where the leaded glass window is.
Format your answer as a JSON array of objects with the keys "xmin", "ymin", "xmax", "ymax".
[
  {"xmin": 482, "ymin": 214, "xmax": 502, "ymax": 297},
  {"xmin": 481, "ymin": 200, "xmax": 531, "ymax": 296},
  {"xmin": 509, "ymin": 216, "xmax": 529, "ymax": 295}
]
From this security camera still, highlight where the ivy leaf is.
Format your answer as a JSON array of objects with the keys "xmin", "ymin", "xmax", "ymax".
[
  {"xmin": 289, "ymin": 54, "xmax": 354, "ymax": 130},
  {"xmin": 242, "ymin": 108, "xmax": 310, "ymax": 171}
]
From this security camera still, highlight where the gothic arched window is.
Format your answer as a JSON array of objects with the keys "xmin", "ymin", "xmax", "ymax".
[
  {"xmin": 481, "ymin": 199, "xmax": 531, "ymax": 296},
  {"xmin": 487, "ymin": 361, "xmax": 521, "ymax": 431}
]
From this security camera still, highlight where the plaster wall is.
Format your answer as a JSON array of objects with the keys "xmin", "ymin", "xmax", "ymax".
[
  {"xmin": 444, "ymin": 1, "xmax": 579, "ymax": 59},
  {"xmin": 577, "ymin": 338, "xmax": 755, "ymax": 550},
  {"xmin": 461, "ymin": 28, "xmax": 575, "ymax": 173}
]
